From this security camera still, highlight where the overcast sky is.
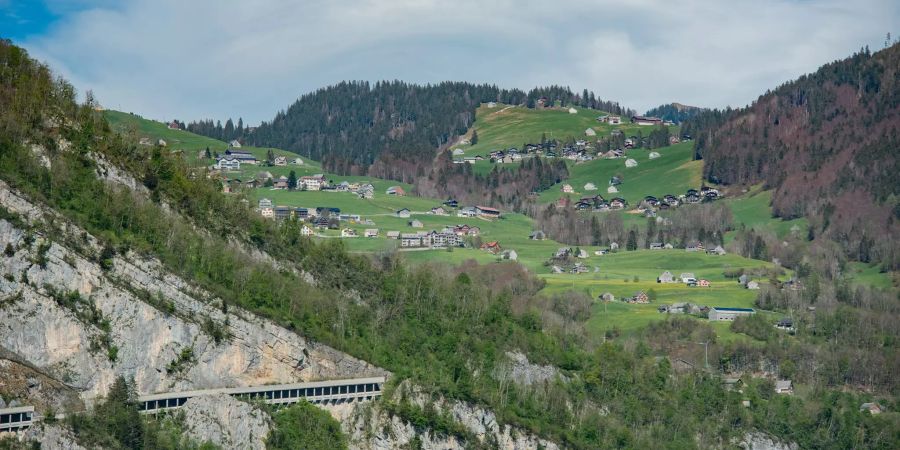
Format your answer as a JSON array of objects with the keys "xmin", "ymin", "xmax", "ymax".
[{"xmin": 4, "ymin": 0, "xmax": 898, "ymax": 124}]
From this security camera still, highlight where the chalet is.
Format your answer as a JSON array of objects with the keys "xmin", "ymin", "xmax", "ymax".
[
  {"xmin": 599, "ymin": 292, "xmax": 615, "ymax": 302},
  {"xmin": 341, "ymin": 228, "xmax": 358, "ymax": 238},
  {"xmin": 663, "ymin": 194, "xmax": 679, "ymax": 206},
  {"xmin": 167, "ymin": 121, "xmax": 180, "ymax": 129},
  {"xmin": 657, "ymin": 271, "xmax": 675, "ymax": 283},
  {"xmin": 452, "ymin": 148, "xmax": 465, "ymax": 156},
  {"xmin": 562, "ymin": 184, "xmax": 575, "ymax": 193},
  {"xmin": 225, "ymin": 150, "xmax": 257, "ymax": 164},
  {"xmin": 529, "ymin": 230, "xmax": 547, "ymax": 240},
  {"xmin": 229, "ymin": 139, "xmax": 242, "ymax": 148},
  {"xmin": 708, "ymin": 307, "xmax": 755, "ymax": 321},
  {"xmin": 476, "ymin": 205, "xmax": 501, "ymax": 218},
  {"xmin": 300, "ymin": 225, "xmax": 314, "ymax": 237},
  {"xmin": 260, "ymin": 207, "xmax": 274, "ymax": 218},
  {"xmin": 258, "ymin": 198, "xmax": 274, "ymax": 209},
  {"xmin": 502, "ymin": 249, "xmax": 518, "ymax": 261},
  {"xmin": 364, "ymin": 229, "xmax": 379, "ymax": 238},
  {"xmin": 585, "ymin": 128, "xmax": 597, "ymax": 137},
  {"xmin": 775, "ymin": 380, "xmax": 793, "ymax": 395},
  {"xmin": 576, "ymin": 249, "xmax": 589, "ymax": 259},
  {"xmin": 386, "ymin": 186, "xmax": 406, "ymax": 196},
  {"xmin": 386, "ymin": 231, "xmax": 400, "ymax": 239},
  {"xmin": 273, "ymin": 206, "xmax": 292, "ymax": 221},
  {"xmin": 480, "ymin": 241, "xmax": 502, "ymax": 254},
  {"xmin": 609, "ymin": 242, "xmax": 619, "ymax": 251},
  {"xmin": 300, "ymin": 175, "xmax": 325, "ymax": 191},
  {"xmin": 680, "ymin": 272, "xmax": 697, "ymax": 283},
  {"xmin": 408, "ymin": 219, "xmax": 424, "ymax": 228},
  {"xmin": 396, "ymin": 208, "xmax": 411, "ymax": 218},
  {"xmin": 273, "ymin": 156, "xmax": 287, "ymax": 166},
  {"xmin": 295, "ymin": 208, "xmax": 309, "ymax": 219},
  {"xmin": 443, "ymin": 199, "xmax": 459, "ymax": 208},
  {"xmin": 430, "ymin": 206, "xmax": 448, "ymax": 216},
  {"xmin": 625, "ymin": 158, "xmax": 638, "ymax": 168},
  {"xmin": 631, "ymin": 115, "xmax": 663, "ymax": 126},
  {"xmin": 457, "ymin": 206, "xmax": 478, "ymax": 217},
  {"xmin": 698, "ymin": 279, "xmax": 711, "ymax": 287},
  {"xmin": 555, "ymin": 247, "xmax": 572, "ymax": 258},
  {"xmin": 746, "ymin": 281, "xmax": 761, "ymax": 290},
  {"xmin": 571, "ymin": 263, "xmax": 589, "ymax": 274},
  {"xmin": 584, "ymin": 182, "xmax": 597, "ymax": 191},
  {"xmin": 685, "ymin": 242, "xmax": 703, "ymax": 252},
  {"xmin": 606, "ymin": 185, "xmax": 619, "ymax": 194},
  {"xmin": 314, "ymin": 216, "xmax": 332, "ymax": 229},
  {"xmin": 650, "ymin": 242, "xmax": 664, "ymax": 250},
  {"xmin": 631, "ymin": 291, "xmax": 650, "ymax": 304},
  {"xmin": 273, "ymin": 176, "xmax": 289, "ymax": 190},
  {"xmin": 648, "ymin": 151, "xmax": 661, "ymax": 159},
  {"xmin": 215, "ymin": 156, "xmax": 241, "ymax": 171},
  {"xmin": 575, "ymin": 200, "xmax": 593, "ymax": 210},
  {"xmin": 707, "ymin": 245, "xmax": 727, "ymax": 255},
  {"xmin": 610, "ymin": 198, "xmax": 627, "ymax": 209}
]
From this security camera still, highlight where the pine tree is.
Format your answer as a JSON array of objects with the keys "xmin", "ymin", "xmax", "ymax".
[
  {"xmin": 287, "ymin": 170, "xmax": 297, "ymax": 190},
  {"xmin": 471, "ymin": 129, "xmax": 478, "ymax": 145}
]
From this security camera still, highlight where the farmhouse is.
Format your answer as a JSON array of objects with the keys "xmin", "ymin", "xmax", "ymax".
[
  {"xmin": 648, "ymin": 151, "xmax": 660, "ymax": 159},
  {"xmin": 457, "ymin": 206, "xmax": 478, "ymax": 217},
  {"xmin": 529, "ymin": 230, "xmax": 547, "ymax": 240},
  {"xmin": 396, "ymin": 208, "xmax": 411, "ymax": 218},
  {"xmin": 707, "ymin": 245, "xmax": 727, "ymax": 255},
  {"xmin": 386, "ymin": 231, "xmax": 400, "ymax": 239},
  {"xmin": 480, "ymin": 241, "xmax": 502, "ymax": 254},
  {"xmin": 680, "ymin": 272, "xmax": 696, "ymax": 283},
  {"xmin": 273, "ymin": 156, "xmax": 287, "ymax": 166},
  {"xmin": 341, "ymin": 228, "xmax": 358, "ymax": 238},
  {"xmin": 685, "ymin": 242, "xmax": 703, "ymax": 252},
  {"xmin": 649, "ymin": 242, "xmax": 663, "ymax": 250},
  {"xmin": 386, "ymin": 186, "xmax": 406, "ymax": 196},
  {"xmin": 273, "ymin": 176, "xmax": 289, "ymax": 190},
  {"xmin": 657, "ymin": 271, "xmax": 675, "ymax": 283},
  {"xmin": 562, "ymin": 184, "xmax": 575, "ymax": 193},
  {"xmin": 476, "ymin": 205, "xmax": 501, "ymax": 218},
  {"xmin": 631, "ymin": 115, "xmax": 663, "ymax": 126},
  {"xmin": 746, "ymin": 281, "xmax": 761, "ymax": 290},
  {"xmin": 585, "ymin": 128, "xmax": 597, "ymax": 136},
  {"xmin": 364, "ymin": 229, "xmax": 379, "ymax": 238},
  {"xmin": 708, "ymin": 307, "xmax": 755, "ymax": 321},
  {"xmin": 430, "ymin": 206, "xmax": 448, "ymax": 215},
  {"xmin": 630, "ymin": 291, "xmax": 650, "ymax": 304},
  {"xmin": 501, "ymin": 249, "xmax": 518, "ymax": 261},
  {"xmin": 300, "ymin": 225, "xmax": 314, "ymax": 237},
  {"xmin": 625, "ymin": 158, "xmax": 638, "ymax": 168},
  {"xmin": 226, "ymin": 150, "xmax": 257, "ymax": 164},
  {"xmin": 584, "ymin": 182, "xmax": 597, "ymax": 191},
  {"xmin": 408, "ymin": 219, "xmax": 424, "ymax": 228}
]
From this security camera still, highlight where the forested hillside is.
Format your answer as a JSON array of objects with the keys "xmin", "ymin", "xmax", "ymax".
[
  {"xmin": 188, "ymin": 82, "xmax": 632, "ymax": 177},
  {"xmin": 684, "ymin": 44, "xmax": 900, "ymax": 268},
  {"xmin": 644, "ymin": 102, "xmax": 706, "ymax": 123}
]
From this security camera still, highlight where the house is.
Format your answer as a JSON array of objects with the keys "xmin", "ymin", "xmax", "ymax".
[
  {"xmin": 599, "ymin": 292, "xmax": 615, "ymax": 302},
  {"xmin": 273, "ymin": 176, "xmax": 290, "ymax": 190},
  {"xmin": 443, "ymin": 199, "xmax": 459, "ymax": 208},
  {"xmin": 775, "ymin": 380, "xmax": 793, "ymax": 395},
  {"xmin": 723, "ymin": 377, "xmax": 744, "ymax": 392},
  {"xmin": 260, "ymin": 207, "xmax": 274, "ymax": 218},
  {"xmin": 609, "ymin": 198, "xmax": 627, "ymax": 209},
  {"xmin": 607, "ymin": 185, "xmax": 619, "ymax": 194},
  {"xmin": 707, "ymin": 245, "xmax": 727, "ymax": 255},
  {"xmin": 708, "ymin": 307, "xmax": 755, "ymax": 321},
  {"xmin": 364, "ymin": 229, "xmax": 379, "ymax": 238},
  {"xmin": 386, "ymin": 231, "xmax": 400, "ymax": 239},
  {"xmin": 273, "ymin": 156, "xmax": 287, "ymax": 166},
  {"xmin": 631, "ymin": 291, "xmax": 650, "ymax": 303},
  {"xmin": 400, "ymin": 233, "xmax": 422, "ymax": 247},
  {"xmin": 158, "ymin": 139, "xmax": 167, "ymax": 147},
  {"xmin": 430, "ymin": 206, "xmax": 448, "ymax": 216},
  {"xmin": 273, "ymin": 206, "xmax": 292, "ymax": 221},
  {"xmin": 555, "ymin": 247, "xmax": 572, "ymax": 258},
  {"xmin": 480, "ymin": 241, "xmax": 502, "ymax": 254},
  {"xmin": 746, "ymin": 281, "xmax": 761, "ymax": 290},
  {"xmin": 501, "ymin": 249, "xmax": 518, "ymax": 261},
  {"xmin": 609, "ymin": 176, "xmax": 622, "ymax": 186},
  {"xmin": 452, "ymin": 148, "xmax": 465, "ymax": 156},
  {"xmin": 568, "ymin": 107, "xmax": 578, "ymax": 114},
  {"xmin": 685, "ymin": 242, "xmax": 703, "ymax": 252},
  {"xmin": 341, "ymin": 228, "xmax": 358, "ymax": 238},
  {"xmin": 299, "ymin": 175, "xmax": 325, "ymax": 191},
  {"xmin": 396, "ymin": 208, "xmax": 411, "ymax": 218},
  {"xmin": 630, "ymin": 115, "xmax": 663, "ymax": 126},
  {"xmin": 738, "ymin": 274, "xmax": 750, "ymax": 286},
  {"xmin": 167, "ymin": 121, "xmax": 180, "ymax": 130},
  {"xmin": 584, "ymin": 182, "xmax": 597, "ymax": 191},
  {"xmin": 225, "ymin": 150, "xmax": 257, "ymax": 164},
  {"xmin": 295, "ymin": 208, "xmax": 310, "ymax": 219},
  {"xmin": 625, "ymin": 158, "xmax": 638, "ymax": 168},
  {"xmin": 215, "ymin": 156, "xmax": 241, "ymax": 171},
  {"xmin": 584, "ymin": 128, "xmax": 597, "ymax": 137},
  {"xmin": 608, "ymin": 115, "xmax": 622, "ymax": 125},
  {"xmin": 408, "ymin": 219, "xmax": 424, "ymax": 228},
  {"xmin": 860, "ymin": 403, "xmax": 883, "ymax": 415},
  {"xmin": 576, "ymin": 249, "xmax": 589, "ymax": 259},
  {"xmin": 457, "ymin": 206, "xmax": 478, "ymax": 217},
  {"xmin": 648, "ymin": 151, "xmax": 660, "ymax": 159},
  {"xmin": 258, "ymin": 198, "xmax": 274, "ymax": 209},
  {"xmin": 529, "ymin": 230, "xmax": 547, "ymax": 240},
  {"xmin": 300, "ymin": 225, "xmax": 314, "ymax": 237},
  {"xmin": 657, "ymin": 271, "xmax": 675, "ymax": 283},
  {"xmin": 562, "ymin": 184, "xmax": 575, "ymax": 193},
  {"xmin": 698, "ymin": 279, "xmax": 711, "ymax": 287},
  {"xmin": 680, "ymin": 272, "xmax": 696, "ymax": 283},
  {"xmin": 476, "ymin": 205, "xmax": 501, "ymax": 219},
  {"xmin": 386, "ymin": 186, "xmax": 406, "ymax": 196},
  {"xmin": 649, "ymin": 242, "xmax": 663, "ymax": 250},
  {"xmin": 293, "ymin": 158, "xmax": 304, "ymax": 165},
  {"xmin": 775, "ymin": 318, "xmax": 794, "ymax": 331},
  {"xmin": 609, "ymin": 242, "xmax": 619, "ymax": 251},
  {"xmin": 229, "ymin": 139, "xmax": 242, "ymax": 148}
]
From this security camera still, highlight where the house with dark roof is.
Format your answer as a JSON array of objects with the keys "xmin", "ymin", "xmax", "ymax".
[{"xmin": 708, "ymin": 307, "xmax": 755, "ymax": 321}]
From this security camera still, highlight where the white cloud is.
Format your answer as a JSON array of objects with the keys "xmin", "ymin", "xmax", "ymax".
[{"xmin": 20, "ymin": 0, "xmax": 899, "ymax": 123}]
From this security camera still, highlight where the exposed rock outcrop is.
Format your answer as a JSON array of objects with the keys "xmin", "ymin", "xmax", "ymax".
[
  {"xmin": 13, "ymin": 423, "xmax": 92, "ymax": 450},
  {"xmin": 180, "ymin": 394, "xmax": 271, "ymax": 450},
  {"xmin": 0, "ymin": 180, "xmax": 386, "ymax": 408},
  {"xmin": 738, "ymin": 431, "xmax": 799, "ymax": 450}
]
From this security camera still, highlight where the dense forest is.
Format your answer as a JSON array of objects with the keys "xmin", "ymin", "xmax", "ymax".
[
  {"xmin": 683, "ymin": 43, "xmax": 900, "ymax": 269},
  {"xmin": 187, "ymin": 82, "xmax": 632, "ymax": 176},
  {"xmin": 644, "ymin": 102, "xmax": 706, "ymax": 124},
  {"xmin": 2, "ymin": 39, "xmax": 899, "ymax": 449}
]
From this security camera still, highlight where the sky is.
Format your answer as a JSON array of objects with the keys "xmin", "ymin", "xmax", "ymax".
[{"xmin": 3, "ymin": 0, "xmax": 898, "ymax": 124}]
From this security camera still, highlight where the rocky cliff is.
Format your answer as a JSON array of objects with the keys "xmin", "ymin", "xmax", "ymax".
[{"xmin": 0, "ymin": 179, "xmax": 385, "ymax": 409}]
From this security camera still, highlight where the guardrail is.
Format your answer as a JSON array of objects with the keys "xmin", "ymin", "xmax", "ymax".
[{"xmin": 138, "ymin": 376, "xmax": 385, "ymax": 414}]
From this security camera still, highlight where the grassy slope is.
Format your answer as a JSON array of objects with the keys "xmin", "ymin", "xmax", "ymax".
[{"xmin": 103, "ymin": 108, "xmax": 840, "ymax": 339}]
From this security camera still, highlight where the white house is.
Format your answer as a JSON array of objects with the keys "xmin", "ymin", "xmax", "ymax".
[
  {"xmin": 625, "ymin": 158, "xmax": 638, "ymax": 168},
  {"xmin": 649, "ymin": 151, "xmax": 661, "ymax": 159},
  {"xmin": 584, "ymin": 182, "xmax": 597, "ymax": 191},
  {"xmin": 229, "ymin": 139, "xmax": 242, "ymax": 148},
  {"xmin": 584, "ymin": 128, "xmax": 597, "ymax": 137},
  {"xmin": 680, "ymin": 272, "xmax": 697, "ymax": 283},
  {"xmin": 215, "ymin": 156, "xmax": 241, "ymax": 171},
  {"xmin": 502, "ymin": 249, "xmax": 518, "ymax": 261},
  {"xmin": 452, "ymin": 148, "xmax": 465, "ymax": 156},
  {"xmin": 300, "ymin": 175, "xmax": 325, "ymax": 191},
  {"xmin": 300, "ymin": 225, "xmax": 314, "ymax": 237},
  {"xmin": 607, "ymin": 185, "xmax": 619, "ymax": 193},
  {"xmin": 273, "ymin": 156, "xmax": 287, "ymax": 166},
  {"xmin": 568, "ymin": 107, "xmax": 578, "ymax": 114},
  {"xmin": 364, "ymin": 229, "xmax": 379, "ymax": 238},
  {"xmin": 658, "ymin": 271, "xmax": 676, "ymax": 283},
  {"xmin": 607, "ymin": 116, "xmax": 622, "ymax": 125},
  {"xmin": 260, "ymin": 207, "xmax": 274, "ymax": 218},
  {"xmin": 562, "ymin": 184, "xmax": 574, "ymax": 193},
  {"xmin": 341, "ymin": 228, "xmax": 358, "ymax": 237},
  {"xmin": 293, "ymin": 158, "xmax": 304, "ymax": 165},
  {"xmin": 396, "ymin": 208, "xmax": 411, "ymax": 218}
]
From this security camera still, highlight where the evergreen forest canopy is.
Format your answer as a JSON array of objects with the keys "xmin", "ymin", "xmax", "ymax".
[{"xmin": 186, "ymin": 81, "xmax": 634, "ymax": 175}]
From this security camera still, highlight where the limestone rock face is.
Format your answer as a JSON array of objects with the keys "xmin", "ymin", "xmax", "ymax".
[
  {"xmin": 495, "ymin": 351, "xmax": 564, "ymax": 386},
  {"xmin": 180, "ymin": 394, "xmax": 271, "ymax": 450},
  {"xmin": 16, "ymin": 423, "xmax": 92, "ymax": 450},
  {"xmin": 738, "ymin": 431, "xmax": 799, "ymax": 450},
  {"xmin": 0, "ymin": 180, "xmax": 386, "ymax": 407}
]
